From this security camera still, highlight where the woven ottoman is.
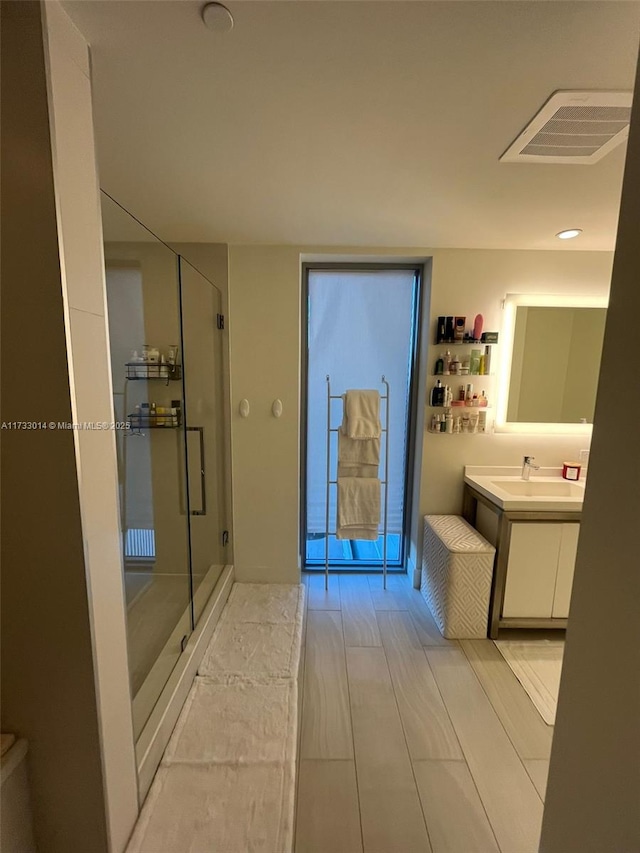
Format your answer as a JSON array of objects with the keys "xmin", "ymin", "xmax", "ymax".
[{"xmin": 421, "ymin": 515, "xmax": 495, "ymax": 639}]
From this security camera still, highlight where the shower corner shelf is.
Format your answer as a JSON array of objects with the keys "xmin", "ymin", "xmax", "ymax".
[
  {"xmin": 127, "ymin": 412, "xmax": 182, "ymax": 433},
  {"xmin": 125, "ymin": 362, "xmax": 182, "ymax": 383}
]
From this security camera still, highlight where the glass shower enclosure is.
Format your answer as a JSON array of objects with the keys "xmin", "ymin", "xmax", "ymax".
[{"xmin": 101, "ymin": 193, "xmax": 229, "ymax": 738}]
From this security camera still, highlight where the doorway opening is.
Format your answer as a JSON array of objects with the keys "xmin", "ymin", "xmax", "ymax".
[{"xmin": 302, "ymin": 264, "xmax": 423, "ymax": 572}]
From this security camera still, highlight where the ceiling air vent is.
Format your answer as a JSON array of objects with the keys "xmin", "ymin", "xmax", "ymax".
[{"xmin": 500, "ymin": 91, "xmax": 632, "ymax": 164}]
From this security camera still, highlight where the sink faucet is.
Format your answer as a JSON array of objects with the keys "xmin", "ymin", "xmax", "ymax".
[{"xmin": 522, "ymin": 455, "xmax": 540, "ymax": 480}]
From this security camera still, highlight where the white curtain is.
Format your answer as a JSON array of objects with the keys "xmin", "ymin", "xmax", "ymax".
[{"xmin": 306, "ymin": 269, "xmax": 416, "ymax": 537}]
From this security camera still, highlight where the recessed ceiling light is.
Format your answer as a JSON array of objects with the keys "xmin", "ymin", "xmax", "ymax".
[
  {"xmin": 556, "ymin": 229, "xmax": 583, "ymax": 240},
  {"xmin": 201, "ymin": 3, "xmax": 234, "ymax": 33}
]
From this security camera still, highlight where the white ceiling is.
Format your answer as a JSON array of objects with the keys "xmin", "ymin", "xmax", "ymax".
[{"xmin": 64, "ymin": 1, "xmax": 640, "ymax": 250}]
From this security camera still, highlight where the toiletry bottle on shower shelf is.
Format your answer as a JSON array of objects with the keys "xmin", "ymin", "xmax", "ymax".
[{"xmin": 435, "ymin": 353, "xmax": 444, "ymax": 375}]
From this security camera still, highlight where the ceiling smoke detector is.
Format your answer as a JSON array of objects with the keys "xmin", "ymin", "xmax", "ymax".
[
  {"xmin": 201, "ymin": 3, "xmax": 234, "ymax": 33},
  {"xmin": 500, "ymin": 91, "xmax": 632, "ymax": 165}
]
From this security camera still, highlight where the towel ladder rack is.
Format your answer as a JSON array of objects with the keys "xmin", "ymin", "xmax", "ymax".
[{"xmin": 324, "ymin": 375, "xmax": 390, "ymax": 591}]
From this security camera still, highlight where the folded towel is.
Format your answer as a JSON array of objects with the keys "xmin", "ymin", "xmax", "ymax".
[
  {"xmin": 338, "ymin": 429, "xmax": 380, "ymax": 468},
  {"xmin": 342, "ymin": 390, "xmax": 381, "ymax": 440},
  {"xmin": 337, "ymin": 462, "xmax": 378, "ymax": 479},
  {"xmin": 336, "ymin": 477, "xmax": 380, "ymax": 541}
]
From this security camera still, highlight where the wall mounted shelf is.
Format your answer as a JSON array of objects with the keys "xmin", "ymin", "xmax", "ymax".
[
  {"xmin": 428, "ymin": 404, "xmax": 492, "ymax": 410},
  {"xmin": 433, "ymin": 341, "xmax": 498, "ymax": 347}
]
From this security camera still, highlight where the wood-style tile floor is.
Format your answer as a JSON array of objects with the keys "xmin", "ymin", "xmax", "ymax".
[{"xmin": 295, "ymin": 572, "xmax": 552, "ymax": 853}]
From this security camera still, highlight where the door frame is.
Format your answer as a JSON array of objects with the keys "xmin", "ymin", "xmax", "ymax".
[{"xmin": 300, "ymin": 261, "xmax": 425, "ymax": 572}]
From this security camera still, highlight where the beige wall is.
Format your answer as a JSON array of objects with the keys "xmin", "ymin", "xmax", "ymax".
[
  {"xmin": 226, "ymin": 245, "xmax": 612, "ymax": 580},
  {"xmin": 540, "ymin": 52, "xmax": 640, "ymax": 853},
  {"xmin": 43, "ymin": 1, "xmax": 139, "ymax": 848},
  {"xmin": 1, "ymin": 3, "xmax": 137, "ymax": 851},
  {"xmin": 228, "ymin": 246, "xmax": 302, "ymax": 581}
]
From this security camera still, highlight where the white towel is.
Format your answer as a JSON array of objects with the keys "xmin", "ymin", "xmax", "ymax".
[
  {"xmin": 338, "ymin": 429, "xmax": 380, "ymax": 468},
  {"xmin": 342, "ymin": 390, "xmax": 381, "ymax": 440},
  {"xmin": 337, "ymin": 463, "xmax": 378, "ymax": 479},
  {"xmin": 336, "ymin": 477, "xmax": 380, "ymax": 541}
]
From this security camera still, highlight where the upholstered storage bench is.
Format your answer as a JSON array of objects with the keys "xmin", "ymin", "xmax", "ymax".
[{"xmin": 421, "ymin": 515, "xmax": 495, "ymax": 639}]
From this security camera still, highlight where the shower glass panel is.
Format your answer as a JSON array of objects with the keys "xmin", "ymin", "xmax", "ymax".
[
  {"xmin": 179, "ymin": 258, "xmax": 227, "ymax": 625},
  {"xmin": 102, "ymin": 193, "xmax": 192, "ymax": 738}
]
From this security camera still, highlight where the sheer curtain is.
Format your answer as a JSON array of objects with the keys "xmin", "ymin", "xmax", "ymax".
[{"xmin": 306, "ymin": 268, "xmax": 417, "ymax": 554}]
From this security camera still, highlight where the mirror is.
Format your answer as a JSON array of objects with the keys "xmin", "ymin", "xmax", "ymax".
[{"xmin": 499, "ymin": 295, "xmax": 607, "ymax": 428}]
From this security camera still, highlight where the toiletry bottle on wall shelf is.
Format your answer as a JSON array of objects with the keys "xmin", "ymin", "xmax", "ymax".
[
  {"xmin": 473, "ymin": 314, "xmax": 484, "ymax": 342},
  {"xmin": 430, "ymin": 380, "xmax": 444, "ymax": 406},
  {"xmin": 483, "ymin": 345, "xmax": 491, "ymax": 374},
  {"xmin": 435, "ymin": 353, "xmax": 444, "ymax": 375},
  {"xmin": 445, "ymin": 317, "xmax": 454, "ymax": 342}
]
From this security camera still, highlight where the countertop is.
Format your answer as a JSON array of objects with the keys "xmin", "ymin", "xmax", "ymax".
[{"xmin": 464, "ymin": 466, "xmax": 585, "ymax": 512}]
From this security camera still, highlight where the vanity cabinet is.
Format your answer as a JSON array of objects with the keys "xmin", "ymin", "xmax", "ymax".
[
  {"xmin": 502, "ymin": 522, "xmax": 579, "ymax": 618},
  {"xmin": 463, "ymin": 482, "xmax": 581, "ymax": 637}
]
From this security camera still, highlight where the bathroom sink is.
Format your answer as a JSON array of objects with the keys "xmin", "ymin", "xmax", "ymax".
[
  {"xmin": 463, "ymin": 466, "xmax": 585, "ymax": 511},
  {"xmin": 490, "ymin": 479, "xmax": 584, "ymax": 498}
]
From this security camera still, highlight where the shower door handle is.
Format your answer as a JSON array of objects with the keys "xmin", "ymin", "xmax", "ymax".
[{"xmin": 186, "ymin": 426, "xmax": 207, "ymax": 516}]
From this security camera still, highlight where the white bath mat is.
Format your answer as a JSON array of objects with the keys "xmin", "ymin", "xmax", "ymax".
[
  {"xmin": 199, "ymin": 620, "xmax": 302, "ymax": 680},
  {"xmin": 127, "ymin": 761, "xmax": 295, "ymax": 853},
  {"xmin": 163, "ymin": 676, "xmax": 297, "ymax": 765},
  {"xmin": 224, "ymin": 583, "xmax": 305, "ymax": 624},
  {"xmin": 494, "ymin": 640, "xmax": 564, "ymax": 725}
]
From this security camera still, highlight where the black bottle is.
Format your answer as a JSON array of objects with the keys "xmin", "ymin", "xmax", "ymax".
[
  {"xmin": 430, "ymin": 380, "xmax": 444, "ymax": 407},
  {"xmin": 445, "ymin": 317, "xmax": 454, "ymax": 342}
]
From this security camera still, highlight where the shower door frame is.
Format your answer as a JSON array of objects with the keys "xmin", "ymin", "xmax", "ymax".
[{"xmin": 300, "ymin": 261, "xmax": 425, "ymax": 573}]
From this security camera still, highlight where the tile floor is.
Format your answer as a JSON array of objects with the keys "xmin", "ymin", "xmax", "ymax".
[{"xmin": 296, "ymin": 572, "xmax": 554, "ymax": 853}]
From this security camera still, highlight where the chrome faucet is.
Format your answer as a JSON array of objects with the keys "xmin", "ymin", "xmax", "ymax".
[{"xmin": 522, "ymin": 455, "xmax": 540, "ymax": 480}]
